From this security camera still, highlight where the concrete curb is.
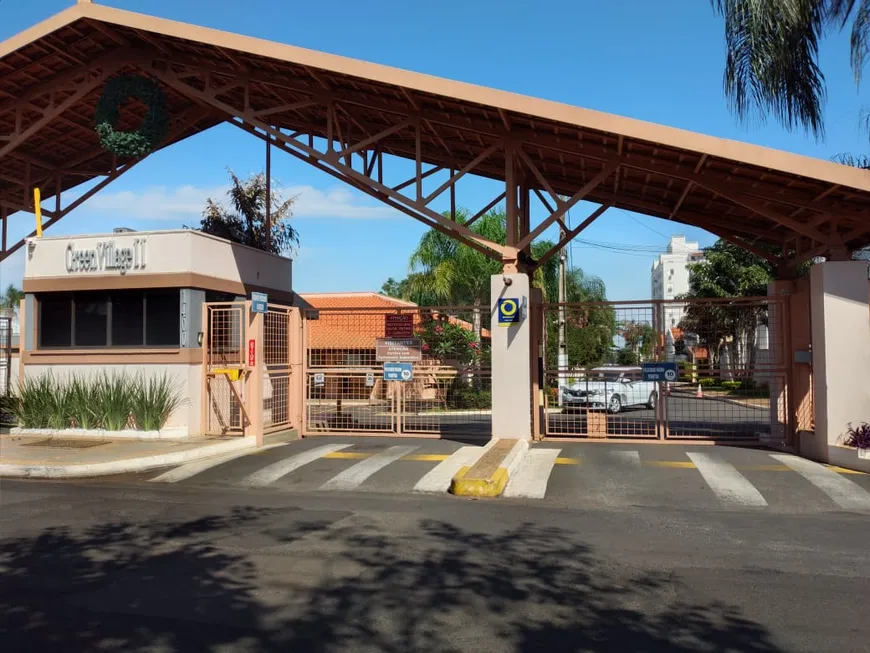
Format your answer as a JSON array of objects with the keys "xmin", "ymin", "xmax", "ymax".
[
  {"xmin": 0, "ymin": 436, "xmax": 257, "ymax": 479},
  {"xmin": 449, "ymin": 438, "xmax": 529, "ymax": 498}
]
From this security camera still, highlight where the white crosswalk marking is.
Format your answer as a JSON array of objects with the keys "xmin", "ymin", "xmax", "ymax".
[
  {"xmin": 771, "ymin": 454, "xmax": 870, "ymax": 510},
  {"xmin": 240, "ymin": 444, "xmax": 352, "ymax": 488},
  {"xmin": 687, "ymin": 452, "xmax": 768, "ymax": 507},
  {"xmin": 320, "ymin": 445, "xmax": 418, "ymax": 491},
  {"xmin": 413, "ymin": 446, "xmax": 485, "ymax": 493},
  {"xmin": 609, "ymin": 450, "xmax": 641, "ymax": 466},
  {"xmin": 150, "ymin": 443, "xmax": 288, "ymax": 483},
  {"xmin": 503, "ymin": 448, "xmax": 560, "ymax": 499}
]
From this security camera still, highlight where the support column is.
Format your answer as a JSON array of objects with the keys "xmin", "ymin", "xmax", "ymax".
[
  {"xmin": 491, "ymin": 273, "xmax": 532, "ymax": 441},
  {"xmin": 246, "ymin": 303, "xmax": 265, "ymax": 447},
  {"xmin": 808, "ymin": 261, "xmax": 870, "ymax": 460}
]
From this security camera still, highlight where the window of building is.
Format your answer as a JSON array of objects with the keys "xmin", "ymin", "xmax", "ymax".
[{"xmin": 38, "ymin": 290, "xmax": 180, "ymax": 348}]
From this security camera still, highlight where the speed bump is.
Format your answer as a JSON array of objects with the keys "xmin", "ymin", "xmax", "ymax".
[{"xmin": 449, "ymin": 438, "xmax": 528, "ymax": 498}]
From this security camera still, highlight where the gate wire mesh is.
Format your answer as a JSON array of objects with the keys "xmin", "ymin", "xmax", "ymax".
[
  {"xmin": 263, "ymin": 307, "xmax": 292, "ymax": 432},
  {"xmin": 542, "ymin": 297, "xmax": 789, "ymax": 442},
  {"xmin": 204, "ymin": 304, "xmax": 247, "ymax": 435},
  {"xmin": 0, "ymin": 316, "xmax": 11, "ymax": 397},
  {"xmin": 305, "ymin": 306, "xmax": 491, "ymax": 437}
]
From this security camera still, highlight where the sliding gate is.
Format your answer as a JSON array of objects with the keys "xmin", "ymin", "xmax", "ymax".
[
  {"xmin": 304, "ymin": 306, "xmax": 491, "ymax": 438},
  {"xmin": 541, "ymin": 297, "xmax": 790, "ymax": 443}
]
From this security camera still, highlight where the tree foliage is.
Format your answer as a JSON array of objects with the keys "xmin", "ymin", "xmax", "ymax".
[
  {"xmin": 0, "ymin": 285, "xmax": 23, "ymax": 311},
  {"xmin": 679, "ymin": 239, "xmax": 774, "ymax": 372},
  {"xmin": 192, "ymin": 170, "xmax": 298, "ymax": 255}
]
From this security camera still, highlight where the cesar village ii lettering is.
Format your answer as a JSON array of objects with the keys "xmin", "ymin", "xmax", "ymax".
[{"xmin": 65, "ymin": 239, "xmax": 147, "ymax": 275}]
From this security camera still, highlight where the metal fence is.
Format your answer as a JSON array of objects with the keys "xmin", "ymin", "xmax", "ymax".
[
  {"xmin": 263, "ymin": 306, "xmax": 292, "ymax": 433},
  {"xmin": 541, "ymin": 297, "xmax": 790, "ymax": 442},
  {"xmin": 0, "ymin": 316, "xmax": 11, "ymax": 397},
  {"xmin": 304, "ymin": 306, "xmax": 492, "ymax": 438},
  {"xmin": 204, "ymin": 303, "xmax": 247, "ymax": 436}
]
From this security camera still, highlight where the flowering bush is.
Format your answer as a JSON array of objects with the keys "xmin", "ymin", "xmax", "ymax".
[
  {"xmin": 417, "ymin": 315, "xmax": 487, "ymax": 365},
  {"xmin": 844, "ymin": 422, "xmax": 870, "ymax": 450}
]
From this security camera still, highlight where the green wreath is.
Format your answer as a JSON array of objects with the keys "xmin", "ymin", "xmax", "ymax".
[{"xmin": 94, "ymin": 75, "xmax": 169, "ymax": 157}]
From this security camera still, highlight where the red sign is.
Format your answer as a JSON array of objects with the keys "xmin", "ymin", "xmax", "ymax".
[
  {"xmin": 384, "ymin": 313, "xmax": 414, "ymax": 338},
  {"xmin": 248, "ymin": 339, "xmax": 256, "ymax": 367}
]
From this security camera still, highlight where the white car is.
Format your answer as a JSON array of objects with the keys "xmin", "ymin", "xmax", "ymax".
[{"xmin": 560, "ymin": 366, "xmax": 657, "ymax": 414}]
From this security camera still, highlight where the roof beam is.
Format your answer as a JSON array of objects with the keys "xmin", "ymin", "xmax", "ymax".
[{"xmin": 530, "ymin": 204, "xmax": 610, "ymax": 271}]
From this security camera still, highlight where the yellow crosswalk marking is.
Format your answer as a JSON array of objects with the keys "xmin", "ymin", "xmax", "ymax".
[
  {"xmin": 554, "ymin": 457, "xmax": 581, "ymax": 465},
  {"xmin": 403, "ymin": 454, "xmax": 451, "ymax": 462},
  {"xmin": 826, "ymin": 465, "xmax": 867, "ymax": 475},
  {"xmin": 645, "ymin": 461, "xmax": 696, "ymax": 469},
  {"xmin": 323, "ymin": 452, "xmax": 372, "ymax": 460}
]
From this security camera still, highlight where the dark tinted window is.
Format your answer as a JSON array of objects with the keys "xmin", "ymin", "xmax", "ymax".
[
  {"xmin": 74, "ymin": 292, "xmax": 109, "ymax": 346},
  {"xmin": 111, "ymin": 291, "xmax": 144, "ymax": 346},
  {"xmin": 40, "ymin": 295, "xmax": 72, "ymax": 347},
  {"xmin": 145, "ymin": 290, "xmax": 179, "ymax": 346}
]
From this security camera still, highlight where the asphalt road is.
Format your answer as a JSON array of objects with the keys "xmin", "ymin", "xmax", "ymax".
[{"xmin": 2, "ymin": 475, "xmax": 869, "ymax": 652}]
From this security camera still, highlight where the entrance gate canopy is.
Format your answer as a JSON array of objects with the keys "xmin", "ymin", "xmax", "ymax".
[{"xmin": 2, "ymin": 1, "xmax": 870, "ymax": 270}]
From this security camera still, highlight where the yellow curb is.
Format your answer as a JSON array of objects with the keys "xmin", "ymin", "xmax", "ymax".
[
  {"xmin": 827, "ymin": 465, "xmax": 867, "ymax": 475},
  {"xmin": 450, "ymin": 465, "xmax": 509, "ymax": 497}
]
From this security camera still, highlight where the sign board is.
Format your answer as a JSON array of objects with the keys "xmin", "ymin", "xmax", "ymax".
[
  {"xmin": 365, "ymin": 372, "xmax": 375, "ymax": 387},
  {"xmin": 497, "ymin": 297, "xmax": 522, "ymax": 326},
  {"xmin": 65, "ymin": 238, "xmax": 147, "ymax": 276},
  {"xmin": 384, "ymin": 313, "xmax": 414, "ymax": 338},
  {"xmin": 247, "ymin": 339, "xmax": 256, "ymax": 366},
  {"xmin": 376, "ymin": 338, "xmax": 422, "ymax": 362},
  {"xmin": 313, "ymin": 373, "xmax": 325, "ymax": 386},
  {"xmin": 383, "ymin": 362, "xmax": 413, "ymax": 382},
  {"xmin": 642, "ymin": 362, "xmax": 678, "ymax": 382},
  {"xmin": 251, "ymin": 292, "xmax": 268, "ymax": 314}
]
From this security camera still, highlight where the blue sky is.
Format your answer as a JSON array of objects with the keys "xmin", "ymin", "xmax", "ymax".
[{"xmin": 0, "ymin": 0, "xmax": 866, "ymax": 300}]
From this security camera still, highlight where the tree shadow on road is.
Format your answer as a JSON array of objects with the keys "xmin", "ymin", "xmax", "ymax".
[{"xmin": 1, "ymin": 504, "xmax": 785, "ymax": 652}]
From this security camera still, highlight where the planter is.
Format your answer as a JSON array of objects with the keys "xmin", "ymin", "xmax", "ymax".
[
  {"xmin": 859, "ymin": 448, "xmax": 870, "ymax": 461},
  {"xmin": 10, "ymin": 426, "xmax": 190, "ymax": 440}
]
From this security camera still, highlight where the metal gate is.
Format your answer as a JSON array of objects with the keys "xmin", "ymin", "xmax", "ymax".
[
  {"xmin": 304, "ymin": 306, "xmax": 492, "ymax": 438},
  {"xmin": 541, "ymin": 297, "xmax": 790, "ymax": 443},
  {"xmin": 202, "ymin": 301, "xmax": 297, "ymax": 437},
  {"xmin": 0, "ymin": 316, "xmax": 11, "ymax": 396}
]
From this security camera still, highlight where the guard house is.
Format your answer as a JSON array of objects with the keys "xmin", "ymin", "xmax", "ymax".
[{"xmin": 18, "ymin": 229, "xmax": 298, "ymax": 436}]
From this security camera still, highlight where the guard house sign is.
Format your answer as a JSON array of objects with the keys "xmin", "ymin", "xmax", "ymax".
[{"xmin": 65, "ymin": 238, "xmax": 147, "ymax": 275}]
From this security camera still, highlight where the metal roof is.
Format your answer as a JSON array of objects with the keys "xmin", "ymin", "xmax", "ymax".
[{"xmin": 2, "ymin": 1, "xmax": 869, "ymax": 264}]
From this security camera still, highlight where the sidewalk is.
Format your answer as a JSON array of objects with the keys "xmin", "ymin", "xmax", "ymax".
[{"xmin": 0, "ymin": 433, "xmax": 259, "ymax": 479}]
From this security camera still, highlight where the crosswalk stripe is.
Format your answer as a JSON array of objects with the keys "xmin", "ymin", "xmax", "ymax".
[
  {"xmin": 412, "ymin": 446, "xmax": 485, "ymax": 493},
  {"xmin": 503, "ymin": 448, "xmax": 560, "ymax": 499},
  {"xmin": 320, "ymin": 445, "xmax": 418, "ymax": 491},
  {"xmin": 150, "ymin": 443, "xmax": 288, "ymax": 484},
  {"xmin": 241, "ymin": 444, "xmax": 352, "ymax": 487},
  {"xmin": 771, "ymin": 454, "xmax": 870, "ymax": 510},
  {"xmin": 610, "ymin": 450, "xmax": 641, "ymax": 466},
  {"xmin": 687, "ymin": 452, "xmax": 768, "ymax": 507}
]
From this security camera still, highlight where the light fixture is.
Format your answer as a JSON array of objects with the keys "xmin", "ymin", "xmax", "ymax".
[
  {"xmin": 197, "ymin": 332, "xmax": 203, "ymax": 346},
  {"xmin": 503, "ymin": 276, "xmax": 513, "ymax": 286}
]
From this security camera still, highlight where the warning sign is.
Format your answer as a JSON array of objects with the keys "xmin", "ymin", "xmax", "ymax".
[
  {"xmin": 376, "ymin": 338, "xmax": 422, "ymax": 362},
  {"xmin": 384, "ymin": 314, "xmax": 414, "ymax": 338}
]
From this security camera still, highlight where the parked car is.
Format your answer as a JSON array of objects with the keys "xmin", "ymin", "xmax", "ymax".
[{"xmin": 560, "ymin": 366, "xmax": 657, "ymax": 414}]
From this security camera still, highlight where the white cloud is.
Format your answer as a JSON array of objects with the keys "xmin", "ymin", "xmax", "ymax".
[{"xmin": 72, "ymin": 183, "xmax": 401, "ymax": 222}]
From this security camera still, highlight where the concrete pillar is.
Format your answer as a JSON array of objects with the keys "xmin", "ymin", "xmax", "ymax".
[
  {"xmin": 808, "ymin": 261, "xmax": 870, "ymax": 460},
  {"xmin": 491, "ymin": 273, "xmax": 532, "ymax": 441}
]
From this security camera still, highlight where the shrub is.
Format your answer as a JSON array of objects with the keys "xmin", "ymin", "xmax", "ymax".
[
  {"xmin": 844, "ymin": 422, "xmax": 870, "ymax": 450},
  {"xmin": 721, "ymin": 381, "xmax": 742, "ymax": 392},
  {"xmin": 13, "ymin": 375, "xmax": 61, "ymax": 429},
  {"xmin": 93, "ymin": 373, "xmax": 134, "ymax": 431},
  {"xmin": 67, "ymin": 375, "xmax": 99, "ymax": 430},
  {"xmin": 131, "ymin": 374, "xmax": 184, "ymax": 431},
  {"xmin": 698, "ymin": 377, "xmax": 718, "ymax": 388}
]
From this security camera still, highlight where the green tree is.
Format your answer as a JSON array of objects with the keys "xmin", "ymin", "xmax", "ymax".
[
  {"xmin": 0, "ymin": 285, "xmax": 24, "ymax": 317},
  {"xmin": 193, "ymin": 169, "xmax": 298, "ymax": 255},
  {"xmin": 620, "ymin": 321, "xmax": 656, "ymax": 363},
  {"xmin": 679, "ymin": 239, "xmax": 774, "ymax": 373}
]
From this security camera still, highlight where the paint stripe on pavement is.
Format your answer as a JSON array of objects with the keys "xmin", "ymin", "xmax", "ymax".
[
  {"xmin": 151, "ymin": 444, "xmax": 288, "ymax": 484},
  {"xmin": 771, "ymin": 454, "xmax": 870, "ymax": 510},
  {"xmin": 413, "ymin": 446, "xmax": 485, "ymax": 493},
  {"xmin": 320, "ymin": 445, "xmax": 418, "ymax": 491},
  {"xmin": 503, "ymin": 448, "xmax": 560, "ymax": 499},
  {"xmin": 609, "ymin": 450, "xmax": 641, "ymax": 466},
  {"xmin": 241, "ymin": 444, "xmax": 352, "ymax": 487},
  {"xmin": 687, "ymin": 452, "xmax": 768, "ymax": 507}
]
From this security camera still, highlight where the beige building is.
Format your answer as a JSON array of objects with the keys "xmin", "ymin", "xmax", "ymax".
[{"xmin": 18, "ymin": 229, "xmax": 295, "ymax": 436}]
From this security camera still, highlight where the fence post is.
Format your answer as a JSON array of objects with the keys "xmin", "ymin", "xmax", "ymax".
[
  {"xmin": 200, "ymin": 305, "xmax": 209, "ymax": 436},
  {"xmin": 246, "ymin": 302, "xmax": 265, "ymax": 447}
]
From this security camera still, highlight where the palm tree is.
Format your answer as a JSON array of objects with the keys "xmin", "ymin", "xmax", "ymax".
[
  {"xmin": 0, "ymin": 285, "xmax": 23, "ymax": 318},
  {"xmin": 711, "ymin": 1, "xmax": 869, "ymax": 162},
  {"xmin": 194, "ymin": 169, "xmax": 299, "ymax": 255}
]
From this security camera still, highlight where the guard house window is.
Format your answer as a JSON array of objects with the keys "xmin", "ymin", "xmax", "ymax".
[{"xmin": 38, "ymin": 290, "xmax": 180, "ymax": 348}]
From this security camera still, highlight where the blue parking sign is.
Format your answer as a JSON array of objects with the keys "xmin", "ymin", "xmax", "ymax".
[
  {"xmin": 251, "ymin": 291, "xmax": 268, "ymax": 314},
  {"xmin": 383, "ymin": 362, "xmax": 413, "ymax": 382},
  {"xmin": 642, "ymin": 362, "xmax": 678, "ymax": 382}
]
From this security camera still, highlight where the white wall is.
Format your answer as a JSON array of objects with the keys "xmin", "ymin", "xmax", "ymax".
[
  {"xmin": 22, "ymin": 363, "xmax": 201, "ymax": 435},
  {"xmin": 24, "ymin": 230, "xmax": 292, "ymax": 292}
]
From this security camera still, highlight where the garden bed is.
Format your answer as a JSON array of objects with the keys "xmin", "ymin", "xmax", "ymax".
[{"xmin": 9, "ymin": 426, "xmax": 189, "ymax": 440}]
